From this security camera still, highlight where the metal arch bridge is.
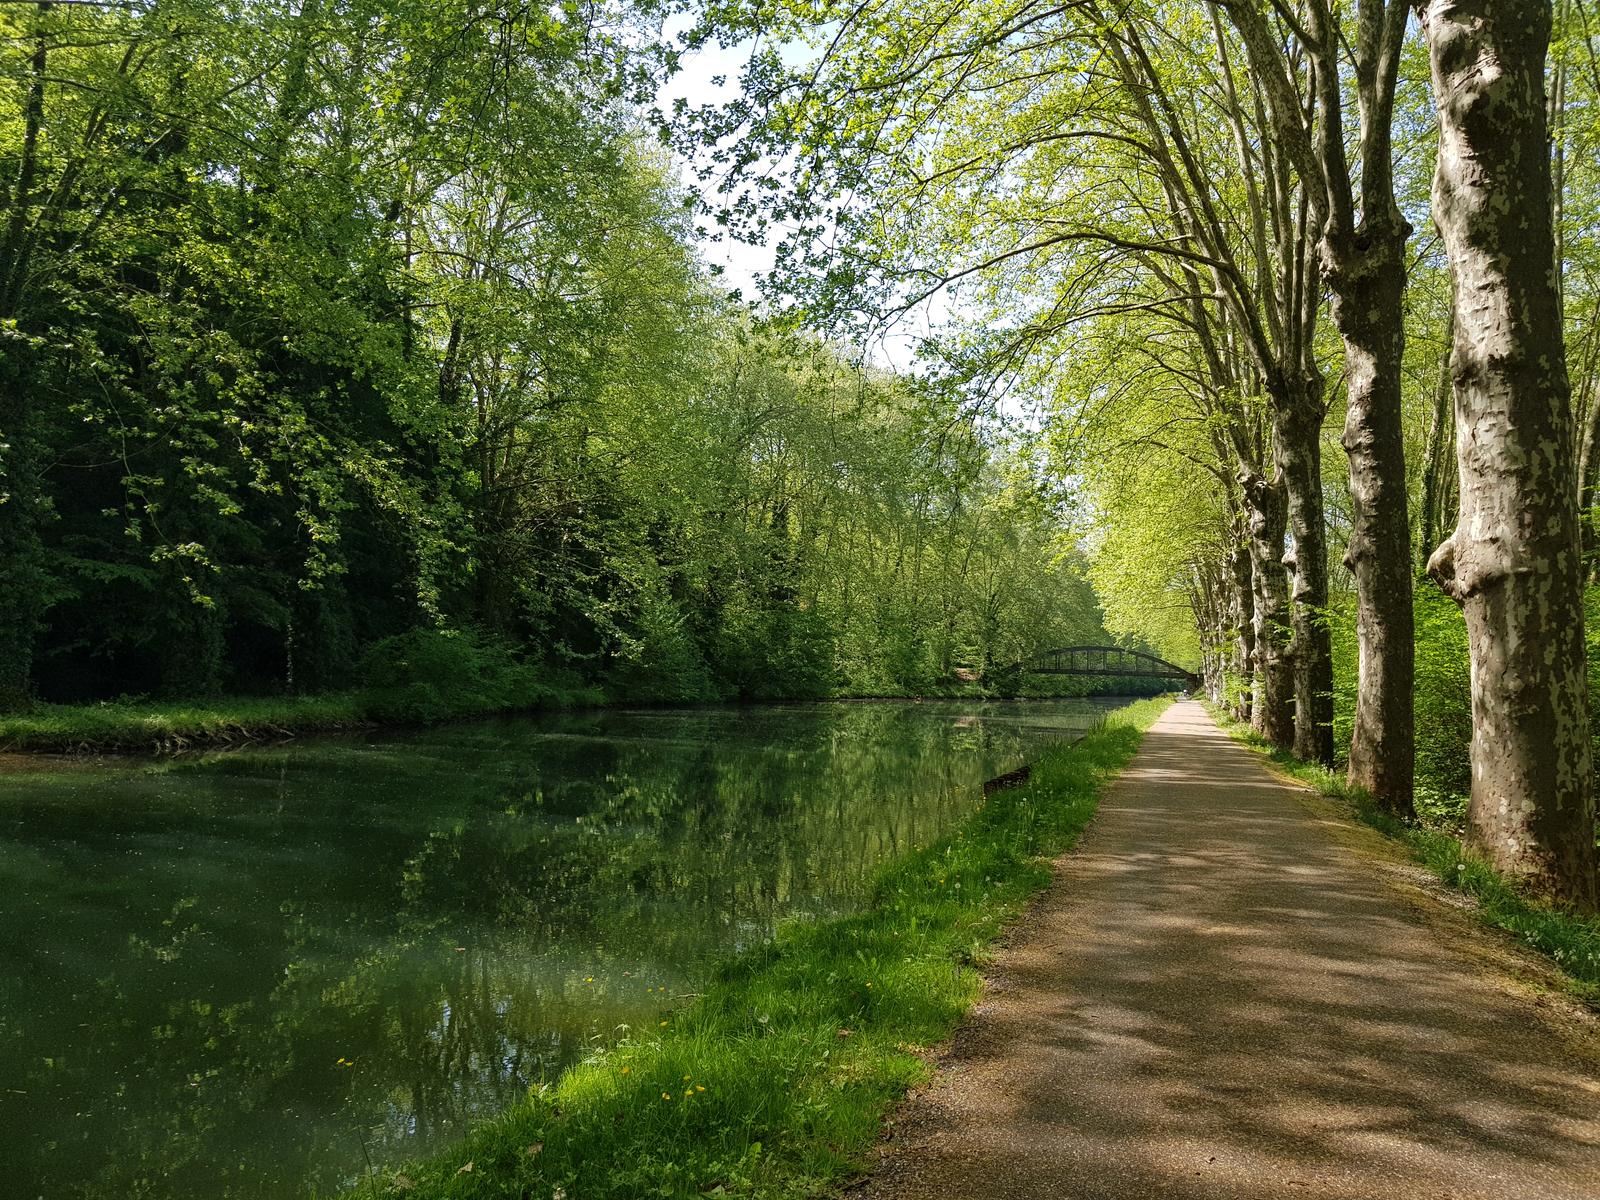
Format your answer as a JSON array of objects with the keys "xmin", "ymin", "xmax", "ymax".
[{"xmin": 1028, "ymin": 645, "xmax": 1200, "ymax": 690}]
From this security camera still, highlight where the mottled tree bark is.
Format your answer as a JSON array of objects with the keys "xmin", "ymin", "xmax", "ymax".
[
  {"xmin": 1243, "ymin": 469, "xmax": 1294, "ymax": 747},
  {"xmin": 1316, "ymin": 0, "xmax": 1415, "ymax": 808},
  {"xmin": 1326, "ymin": 216, "xmax": 1416, "ymax": 814},
  {"xmin": 1274, "ymin": 389, "xmax": 1336, "ymax": 765},
  {"xmin": 1229, "ymin": 531, "xmax": 1255, "ymax": 722},
  {"xmin": 1192, "ymin": 560, "xmax": 1229, "ymax": 705},
  {"xmin": 1419, "ymin": 0, "xmax": 1597, "ymax": 910},
  {"xmin": 1224, "ymin": 0, "xmax": 1414, "ymax": 800}
]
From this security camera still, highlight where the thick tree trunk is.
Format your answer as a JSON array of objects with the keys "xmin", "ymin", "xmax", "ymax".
[
  {"xmin": 1274, "ymin": 388, "xmax": 1336, "ymax": 765},
  {"xmin": 1242, "ymin": 470, "xmax": 1294, "ymax": 746},
  {"xmin": 1193, "ymin": 563, "xmax": 1228, "ymax": 706},
  {"xmin": 1420, "ymin": 0, "xmax": 1597, "ymax": 910},
  {"xmin": 1229, "ymin": 533, "xmax": 1255, "ymax": 722},
  {"xmin": 1325, "ymin": 218, "xmax": 1416, "ymax": 814}
]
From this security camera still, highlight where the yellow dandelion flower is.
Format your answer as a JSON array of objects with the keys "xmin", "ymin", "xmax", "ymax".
[
  {"xmin": 662, "ymin": 1092, "xmax": 671, "ymax": 1100},
  {"xmin": 696, "ymin": 1085, "xmax": 706, "ymax": 1093}
]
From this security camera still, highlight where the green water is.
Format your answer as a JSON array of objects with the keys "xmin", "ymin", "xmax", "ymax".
[{"xmin": 0, "ymin": 699, "xmax": 1116, "ymax": 1198}]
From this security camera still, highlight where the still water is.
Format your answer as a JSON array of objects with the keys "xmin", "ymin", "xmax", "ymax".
[{"xmin": 0, "ymin": 699, "xmax": 1116, "ymax": 1198}]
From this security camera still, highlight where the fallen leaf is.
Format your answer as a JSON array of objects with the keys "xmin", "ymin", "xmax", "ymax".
[
  {"xmin": 456, "ymin": 1161, "xmax": 474, "ymax": 1175},
  {"xmin": 526, "ymin": 1142, "xmax": 544, "ymax": 1157},
  {"xmin": 390, "ymin": 1174, "xmax": 415, "ymax": 1193}
]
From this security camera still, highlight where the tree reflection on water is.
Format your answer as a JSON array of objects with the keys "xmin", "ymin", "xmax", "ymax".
[{"xmin": 0, "ymin": 700, "xmax": 1112, "ymax": 1197}]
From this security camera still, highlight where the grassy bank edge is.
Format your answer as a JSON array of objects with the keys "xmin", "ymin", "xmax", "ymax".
[
  {"xmin": 1208, "ymin": 705, "xmax": 1600, "ymax": 1008},
  {"xmin": 330, "ymin": 696, "xmax": 1172, "ymax": 1200},
  {"xmin": 0, "ymin": 684, "xmax": 1159, "ymax": 756},
  {"xmin": 0, "ymin": 687, "xmax": 605, "ymax": 755}
]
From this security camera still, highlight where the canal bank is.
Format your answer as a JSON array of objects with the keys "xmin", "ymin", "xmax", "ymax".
[
  {"xmin": 1, "ymin": 697, "xmax": 1163, "ymax": 1197},
  {"xmin": 338, "ymin": 698, "xmax": 1169, "ymax": 1200},
  {"xmin": 0, "ymin": 680, "xmax": 1157, "ymax": 757}
]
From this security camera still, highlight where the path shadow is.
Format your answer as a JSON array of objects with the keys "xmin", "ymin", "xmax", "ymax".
[{"xmin": 865, "ymin": 704, "xmax": 1600, "ymax": 1200}]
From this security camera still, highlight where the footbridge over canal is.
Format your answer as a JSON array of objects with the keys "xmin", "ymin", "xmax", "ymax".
[{"xmin": 1029, "ymin": 646, "xmax": 1200, "ymax": 692}]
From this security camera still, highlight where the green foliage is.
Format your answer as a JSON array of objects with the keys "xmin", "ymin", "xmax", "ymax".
[
  {"xmin": 1406, "ymin": 830, "xmax": 1600, "ymax": 1004},
  {"xmin": 1411, "ymin": 588, "xmax": 1475, "ymax": 823},
  {"xmin": 1334, "ymin": 584, "xmax": 1600, "ymax": 832},
  {"xmin": 360, "ymin": 629, "xmax": 545, "ymax": 724},
  {"xmin": 603, "ymin": 584, "xmax": 723, "ymax": 703},
  {"xmin": 0, "ymin": 633, "xmax": 609, "ymax": 750},
  {"xmin": 0, "ymin": 2, "xmax": 1112, "ymax": 714},
  {"xmin": 0, "ymin": 694, "xmax": 370, "ymax": 754},
  {"xmin": 338, "ymin": 698, "xmax": 1170, "ymax": 1200}
]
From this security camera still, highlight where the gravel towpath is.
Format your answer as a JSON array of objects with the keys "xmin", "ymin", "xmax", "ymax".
[{"xmin": 860, "ymin": 700, "xmax": 1600, "ymax": 1200}]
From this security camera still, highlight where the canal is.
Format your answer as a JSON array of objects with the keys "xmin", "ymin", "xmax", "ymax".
[{"xmin": 0, "ymin": 698, "xmax": 1119, "ymax": 1197}]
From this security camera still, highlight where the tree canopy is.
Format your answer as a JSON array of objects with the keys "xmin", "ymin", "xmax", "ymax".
[{"xmin": 3, "ymin": 0, "xmax": 1599, "ymax": 904}]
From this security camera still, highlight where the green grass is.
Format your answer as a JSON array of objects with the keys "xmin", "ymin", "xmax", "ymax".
[
  {"xmin": 0, "ymin": 682, "xmax": 607, "ymax": 754},
  {"xmin": 333, "ymin": 697, "xmax": 1171, "ymax": 1200},
  {"xmin": 2, "ymin": 679, "xmax": 1151, "ymax": 756},
  {"xmin": 0, "ymin": 693, "xmax": 372, "ymax": 753},
  {"xmin": 1209, "ymin": 706, "xmax": 1600, "ymax": 1008}
]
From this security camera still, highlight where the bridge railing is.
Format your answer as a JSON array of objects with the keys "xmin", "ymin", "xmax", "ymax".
[{"xmin": 1026, "ymin": 646, "xmax": 1200, "ymax": 689}]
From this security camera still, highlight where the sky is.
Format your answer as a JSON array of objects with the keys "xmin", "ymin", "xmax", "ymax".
[
  {"xmin": 655, "ymin": 22, "xmax": 784, "ymax": 301},
  {"xmin": 651, "ymin": 19, "xmax": 942, "ymax": 374}
]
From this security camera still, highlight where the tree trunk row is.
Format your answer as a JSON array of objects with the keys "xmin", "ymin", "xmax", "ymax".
[{"xmin": 1418, "ymin": 0, "xmax": 1597, "ymax": 910}]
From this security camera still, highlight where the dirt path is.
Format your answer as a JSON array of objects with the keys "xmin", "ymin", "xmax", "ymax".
[{"xmin": 861, "ymin": 701, "xmax": 1600, "ymax": 1200}]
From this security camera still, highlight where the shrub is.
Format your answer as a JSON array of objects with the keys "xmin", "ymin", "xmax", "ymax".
[
  {"xmin": 606, "ymin": 589, "xmax": 722, "ymax": 703},
  {"xmin": 357, "ymin": 628, "xmax": 539, "ymax": 723}
]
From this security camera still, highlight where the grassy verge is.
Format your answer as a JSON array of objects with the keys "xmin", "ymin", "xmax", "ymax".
[
  {"xmin": 0, "ymin": 693, "xmax": 370, "ymax": 754},
  {"xmin": 335, "ymin": 697, "xmax": 1170, "ymax": 1200},
  {"xmin": 2, "ymin": 682, "xmax": 1149, "ymax": 756},
  {"xmin": 0, "ymin": 683, "xmax": 606, "ymax": 755},
  {"xmin": 1209, "ymin": 705, "xmax": 1600, "ymax": 1008}
]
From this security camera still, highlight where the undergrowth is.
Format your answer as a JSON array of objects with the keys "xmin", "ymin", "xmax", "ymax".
[
  {"xmin": 334, "ymin": 697, "xmax": 1171, "ymax": 1200},
  {"xmin": 1, "ymin": 623, "xmax": 1154, "ymax": 755},
  {"xmin": 0, "ymin": 683, "xmax": 608, "ymax": 755},
  {"xmin": 1210, "ymin": 706, "xmax": 1600, "ymax": 1008},
  {"xmin": 0, "ymin": 629, "xmax": 607, "ymax": 753},
  {"xmin": 0, "ymin": 693, "xmax": 373, "ymax": 754}
]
